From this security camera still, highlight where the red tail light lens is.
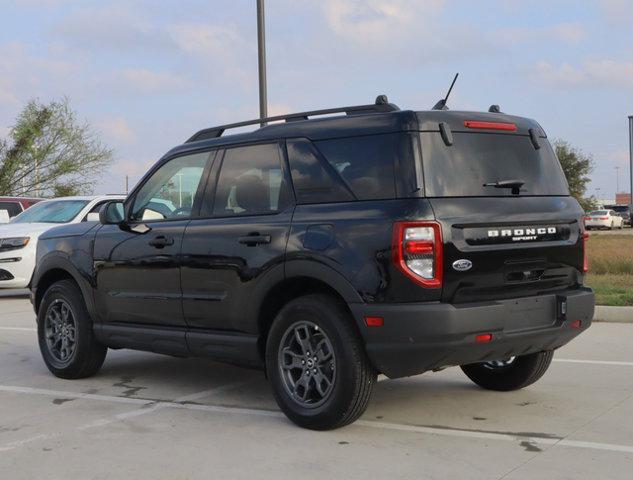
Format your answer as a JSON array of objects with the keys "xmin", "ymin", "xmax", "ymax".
[
  {"xmin": 393, "ymin": 221, "xmax": 443, "ymax": 288},
  {"xmin": 464, "ymin": 121, "xmax": 517, "ymax": 131},
  {"xmin": 582, "ymin": 231, "xmax": 589, "ymax": 273}
]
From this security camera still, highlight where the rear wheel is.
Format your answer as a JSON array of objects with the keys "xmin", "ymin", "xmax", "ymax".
[
  {"xmin": 266, "ymin": 294, "xmax": 376, "ymax": 430},
  {"xmin": 460, "ymin": 351, "xmax": 553, "ymax": 391},
  {"xmin": 37, "ymin": 280, "xmax": 107, "ymax": 379}
]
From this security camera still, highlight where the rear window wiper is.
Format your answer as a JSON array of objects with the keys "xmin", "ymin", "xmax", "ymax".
[{"xmin": 483, "ymin": 179, "xmax": 524, "ymax": 195}]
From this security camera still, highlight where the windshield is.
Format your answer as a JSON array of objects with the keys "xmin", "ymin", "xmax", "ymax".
[
  {"xmin": 10, "ymin": 200, "xmax": 89, "ymax": 224},
  {"xmin": 419, "ymin": 132, "xmax": 569, "ymax": 197}
]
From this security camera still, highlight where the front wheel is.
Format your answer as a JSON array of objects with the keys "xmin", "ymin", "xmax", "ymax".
[
  {"xmin": 37, "ymin": 280, "xmax": 107, "ymax": 379},
  {"xmin": 266, "ymin": 294, "xmax": 376, "ymax": 430},
  {"xmin": 460, "ymin": 351, "xmax": 554, "ymax": 391}
]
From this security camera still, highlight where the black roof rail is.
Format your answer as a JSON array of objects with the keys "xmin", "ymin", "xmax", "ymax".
[{"xmin": 186, "ymin": 96, "xmax": 400, "ymax": 143}]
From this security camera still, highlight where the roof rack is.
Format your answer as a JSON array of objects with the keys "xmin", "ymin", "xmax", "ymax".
[{"xmin": 186, "ymin": 95, "xmax": 400, "ymax": 143}]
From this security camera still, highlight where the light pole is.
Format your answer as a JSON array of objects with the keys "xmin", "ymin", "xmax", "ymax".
[
  {"xmin": 615, "ymin": 166, "xmax": 620, "ymax": 193},
  {"xmin": 257, "ymin": 0, "xmax": 268, "ymax": 126},
  {"xmin": 629, "ymin": 116, "xmax": 633, "ymax": 205}
]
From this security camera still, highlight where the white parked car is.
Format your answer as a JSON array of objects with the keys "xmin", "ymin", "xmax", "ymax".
[
  {"xmin": 584, "ymin": 210, "xmax": 624, "ymax": 230},
  {"xmin": 0, "ymin": 195, "xmax": 125, "ymax": 289}
]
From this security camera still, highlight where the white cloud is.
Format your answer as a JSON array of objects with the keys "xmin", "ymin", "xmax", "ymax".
[
  {"xmin": 322, "ymin": 0, "xmax": 445, "ymax": 44},
  {"xmin": 169, "ymin": 23, "xmax": 253, "ymax": 61},
  {"xmin": 114, "ymin": 68, "xmax": 191, "ymax": 93},
  {"xmin": 529, "ymin": 59, "xmax": 633, "ymax": 88},
  {"xmin": 98, "ymin": 117, "xmax": 135, "ymax": 145},
  {"xmin": 494, "ymin": 23, "xmax": 585, "ymax": 45},
  {"xmin": 600, "ymin": 0, "xmax": 633, "ymax": 24},
  {"xmin": 52, "ymin": 6, "xmax": 174, "ymax": 51}
]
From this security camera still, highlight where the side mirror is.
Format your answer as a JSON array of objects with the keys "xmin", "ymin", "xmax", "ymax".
[{"xmin": 99, "ymin": 200, "xmax": 125, "ymax": 225}]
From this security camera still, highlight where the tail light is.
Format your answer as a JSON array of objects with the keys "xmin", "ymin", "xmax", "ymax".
[
  {"xmin": 599, "ymin": 217, "xmax": 609, "ymax": 220},
  {"xmin": 393, "ymin": 221, "xmax": 443, "ymax": 288},
  {"xmin": 582, "ymin": 231, "xmax": 589, "ymax": 273}
]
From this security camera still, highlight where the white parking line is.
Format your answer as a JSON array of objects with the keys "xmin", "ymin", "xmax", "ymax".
[
  {"xmin": 0, "ymin": 326, "xmax": 36, "ymax": 332},
  {"xmin": 554, "ymin": 358, "xmax": 633, "ymax": 367},
  {"xmin": 1, "ymin": 383, "xmax": 633, "ymax": 455},
  {"xmin": 80, "ymin": 381, "xmax": 249, "ymax": 428}
]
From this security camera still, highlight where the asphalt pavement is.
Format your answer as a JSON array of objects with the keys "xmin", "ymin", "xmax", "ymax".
[{"xmin": 1, "ymin": 297, "xmax": 632, "ymax": 479}]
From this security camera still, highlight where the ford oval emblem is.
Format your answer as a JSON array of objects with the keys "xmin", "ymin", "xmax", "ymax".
[{"xmin": 452, "ymin": 259, "xmax": 472, "ymax": 272}]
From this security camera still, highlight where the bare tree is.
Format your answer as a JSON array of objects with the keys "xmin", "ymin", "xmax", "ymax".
[{"xmin": 0, "ymin": 98, "xmax": 113, "ymax": 197}]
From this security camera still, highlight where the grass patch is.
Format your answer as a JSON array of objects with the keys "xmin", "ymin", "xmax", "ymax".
[
  {"xmin": 586, "ymin": 235, "xmax": 633, "ymax": 275},
  {"xmin": 586, "ymin": 274, "xmax": 633, "ymax": 307},
  {"xmin": 585, "ymin": 235, "xmax": 633, "ymax": 306}
]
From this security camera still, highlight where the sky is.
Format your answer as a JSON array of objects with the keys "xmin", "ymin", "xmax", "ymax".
[{"xmin": 1, "ymin": 0, "xmax": 632, "ymax": 200}]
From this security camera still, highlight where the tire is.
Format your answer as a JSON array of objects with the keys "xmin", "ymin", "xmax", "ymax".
[
  {"xmin": 460, "ymin": 350, "xmax": 554, "ymax": 392},
  {"xmin": 37, "ymin": 280, "xmax": 107, "ymax": 379},
  {"xmin": 266, "ymin": 294, "xmax": 376, "ymax": 430},
  {"xmin": 610, "ymin": 221, "xmax": 614, "ymax": 230}
]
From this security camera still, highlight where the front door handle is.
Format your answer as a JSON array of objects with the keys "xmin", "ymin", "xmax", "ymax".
[
  {"xmin": 148, "ymin": 235, "xmax": 174, "ymax": 249},
  {"xmin": 238, "ymin": 233, "xmax": 271, "ymax": 246}
]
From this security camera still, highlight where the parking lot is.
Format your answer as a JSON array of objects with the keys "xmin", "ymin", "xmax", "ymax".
[{"xmin": 0, "ymin": 296, "xmax": 632, "ymax": 479}]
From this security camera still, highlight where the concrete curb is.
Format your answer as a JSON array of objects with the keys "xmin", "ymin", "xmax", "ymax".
[{"xmin": 593, "ymin": 306, "xmax": 633, "ymax": 324}]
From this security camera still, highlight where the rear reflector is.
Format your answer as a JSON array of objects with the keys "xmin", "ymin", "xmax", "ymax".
[
  {"xmin": 364, "ymin": 316, "xmax": 384, "ymax": 327},
  {"xmin": 475, "ymin": 333, "xmax": 493, "ymax": 343},
  {"xmin": 570, "ymin": 320, "xmax": 582, "ymax": 329},
  {"xmin": 464, "ymin": 121, "xmax": 517, "ymax": 131},
  {"xmin": 582, "ymin": 231, "xmax": 589, "ymax": 273}
]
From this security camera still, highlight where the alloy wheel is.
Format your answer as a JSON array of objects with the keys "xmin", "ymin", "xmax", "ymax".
[
  {"xmin": 44, "ymin": 299, "xmax": 78, "ymax": 366},
  {"xmin": 278, "ymin": 321, "xmax": 336, "ymax": 408}
]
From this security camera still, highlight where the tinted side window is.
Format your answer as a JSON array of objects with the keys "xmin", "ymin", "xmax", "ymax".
[
  {"xmin": 286, "ymin": 139, "xmax": 354, "ymax": 204},
  {"xmin": 82, "ymin": 201, "xmax": 108, "ymax": 222},
  {"xmin": 0, "ymin": 202, "xmax": 22, "ymax": 217},
  {"xmin": 213, "ymin": 143, "xmax": 289, "ymax": 216},
  {"xmin": 314, "ymin": 134, "xmax": 398, "ymax": 200},
  {"xmin": 131, "ymin": 151, "xmax": 209, "ymax": 222}
]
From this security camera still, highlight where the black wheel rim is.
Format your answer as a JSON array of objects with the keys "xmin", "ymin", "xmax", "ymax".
[
  {"xmin": 278, "ymin": 321, "xmax": 336, "ymax": 409},
  {"xmin": 482, "ymin": 356, "xmax": 516, "ymax": 370},
  {"xmin": 44, "ymin": 299, "xmax": 77, "ymax": 366}
]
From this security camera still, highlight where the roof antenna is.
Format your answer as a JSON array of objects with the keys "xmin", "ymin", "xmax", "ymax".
[{"xmin": 432, "ymin": 73, "xmax": 459, "ymax": 111}]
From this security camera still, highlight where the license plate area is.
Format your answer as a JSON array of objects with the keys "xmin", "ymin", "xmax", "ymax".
[{"xmin": 505, "ymin": 296, "xmax": 556, "ymax": 332}]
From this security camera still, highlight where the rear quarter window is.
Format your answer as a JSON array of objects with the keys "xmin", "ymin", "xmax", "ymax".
[{"xmin": 314, "ymin": 133, "xmax": 416, "ymax": 200}]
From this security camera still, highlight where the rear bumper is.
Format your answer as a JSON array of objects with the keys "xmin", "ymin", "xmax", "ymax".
[
  {"xmin": 350, "ymin": 288, "xmax": 594, "ymax": 378},
  {"xmin": 585, "ymin": 220, "xmax": 612, "ymax": 228}
]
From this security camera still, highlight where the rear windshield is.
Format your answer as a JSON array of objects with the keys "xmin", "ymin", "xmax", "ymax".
[
  {"xmin": 419, "ymin": 132, "xmax": 569, "ymax": 197},
  {"xmin": 589, "ymin": 211, "xmax": 608, "ymax": 215}
]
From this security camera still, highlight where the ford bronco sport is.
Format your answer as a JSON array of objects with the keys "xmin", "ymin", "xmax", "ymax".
[{"xmin": 32, "ymin": 97, "xmax": 594, "ymax": 430}]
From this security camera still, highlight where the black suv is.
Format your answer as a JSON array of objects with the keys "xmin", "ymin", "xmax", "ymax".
[{"xmin": 32, "ymin": 98, "xmax": 594, "ymax": 430}]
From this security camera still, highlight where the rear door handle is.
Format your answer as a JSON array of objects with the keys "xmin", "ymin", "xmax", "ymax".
[
  {"xmin": 238, "ymin": 234, "xmax": 271, "ymax": 246},
  {"xmin": 148, "ymin": 235, "xmax": 174, "ymax": 248}
]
